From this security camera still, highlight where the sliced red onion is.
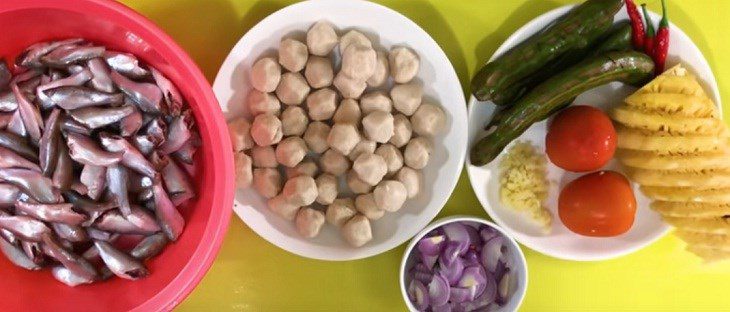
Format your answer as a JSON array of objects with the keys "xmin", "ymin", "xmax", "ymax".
[
  {"xmin": 462, "ymin": 271, "xmax": 497, "ymax": 312},
  {"xmin": 428, "ymin": 272, "xmax": 450, "ymax": 307},
  {"xmin": 463, "ymin": 249, "xmax": 480, "ymax": 267},
  {"xmin": 442, "ymin": 223, "xmax": 470, "ymax": 255},
  {"xmin": 408, "ymin": 279, "xmax": 430, "ymax": 311},
  {"xmin": 450, "ymin": 285, "xmax": 479, "ymax": 303},
  {"xmin": 440, "ymin": 240, "xmax": 463, "ymax": 267},
  {"xmin": 493, "ymin": 260, "xmax": 507, "ymax": 284},
  {"xmin": 480, "ymin": 226, "xmax": 498, "ymax": 243},
  {"xmin": 464, "ymin": 224, "xmax": 482, "ymax": 250},
  {"xmin": 414, "ymin": 262, "xmax": 432, "ymax": 274},
  {"xmin": 481, "ymin": 236, "xmax": 504, "ymax": 272},
  {"xmin": 413, "ymin": 271, "xmax": 432, "ymax": 285},
  {"xmin": 421, "ymin": 253, "xmax": 438, "ymax": 270},
  {"xmin": 458, "ymin": 265, "xmax": 488, "ymax": 299},
  {"xmin": 417, "ymin": 234, "xmax": 445, "ymax": 256},
  {"xmin": 438, "ymin": 256, "xmax": 464, "ymax": 286},
  {"xmin": 432, "ymin": 303, "xmax": 453, "ymax": 312},
  {"xmin": 497, "ymin": 271, "xmax": 511, "ymax": 305}
]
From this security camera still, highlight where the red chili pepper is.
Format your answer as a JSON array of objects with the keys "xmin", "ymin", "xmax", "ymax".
[
  {"xmin": 641, "ymin": 4, "xmax": 656, "ymax": 57},
  {"xmin": 625, "ymin": 0, "xmax": 645, "ymax": 50},
  {"xmin": 654, "ymin": 0, "xmax": 670, "ymax": 74}
]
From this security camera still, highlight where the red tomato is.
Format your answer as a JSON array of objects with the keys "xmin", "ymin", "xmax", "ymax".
[
  {"xmin": 558, "ymin": 171, "xmax": 636, "ymax": 237},
  {"xmin": 546, "ymin": 105, "xmax": 617, "ymax": 172}
]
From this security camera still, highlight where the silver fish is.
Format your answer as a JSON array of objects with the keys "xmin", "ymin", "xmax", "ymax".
[
  {"xmin": 130, "ymin": 233, "xmax": 168, "ymax": 260},
  {"xmin": 21, "ymin": 240, "xmax": 44, "ymax": 265},
  {"xmin": 158, "ymin": 115, "xmax": 191, "ymax": 155},
  {"xmin": 79, "ymin": 165, "xmax": 106, "ymax": 201},
  {"xmin": 6, "ymin": 110, "xmax": 26, "ymax": 137},
  {"xmin": 52, "ymin": 139, "xmax": 73, "ymax": 190},
  {"xmin": 150, "ymin": 68, "xmax": 183, "ymax": 115},
  {"xmin": 99, "ymin": 133, "xmax": 157, "ymax": 178},
  {"xmin": 152, "ymin": 179, "xmax": 184, "ymax": 241},
  {"xmin": 51, "ymin": 266, "xmax": 93, "ymax": 287},
  {"xmin": 60, "ymin": 116, "xmax": 92, "ymax": 136},
  {"xmin": 110, "ymin": 71, "xmax": 163, "ymax": 113},
  {"xmin": 87, "ymin": 58, "xmax": 115, "ymax": 93},
  {"xmin": 0, "ymin": 183, "xmax": 20, "ymax": 208},
  {"xmin": 144, "ymin": 117, "xmax": 166, "ymax": 146},
  {"xmin": 132, "ymin": 134, "xmax": 157, "ymax": 156},
  {"xmin": 0, "ymin": 146, "xmax": 41, "ymax": 172},
  {"xmin": 0, "ymin": 237, "xmax": 41, "ymax": 270},
  {"xmin": 161, "ymin": 158, "xmax": 195, "ymax": 199},
  {"xmin": 106, "ymin": 165, "xmax": 131, "ymax": 216},
  {"xmin": 38, "ymin": 109, "xmax": 61, "ymax": 176},
  {"xmin": 0, "ymin": 215, "xmax": 52, "ymax": 241},
  {"xmin": 0, "ymin": 130, "xmax": 37, "ymax": 161},
  {"xmin": 15, "ymin": 201, "xmax": 87, "ymax": 225},
  {"xmin": 41, "ymin": 46, "xmax": 105, "ymax": 67},
  {"xmin": 37, "ymin": 69, "xmax": 92, "ymax": 110},
  {"xmin": 92, "ymin": 209, "xmax": 158, "ymax": 235},
  {"xmin": 86, "ymin": 228, "xmax": 115, "ymax": 242},
  {"xmin": 16, "ymin": 38, "xmax": 85, "ymax": 68},
  {"xmin": 118, "ymin": 105, "xmax": 143, "ymax": 137},
  {"xmin": 41, "ymin": 235, "xmax": 98, "ymax": 281},
  {"xmin": 125, "ymin": 205, "xmax": 162, "ymax": 233},
  {"xmin": 0, "ymin": 168, "xmax": 56, "ymax": 203},
  {"xmin": 104, "ymin": 51, "xmax": 149, "ymax": 79},
  {"xmin": 62, "ymin": 190, "xmax": 116, "ymax": 226},
  {"xmin": 68, "ymin": 105, "xmax": 134, "ymax": 129},
  {"xmin": 11, "ymin": 80, "xmax": 43, "ymax": 143},
  {"xmin": 0, "ymin": 91, "xmax": 18, "ymax": 112},
  {"xmin": 66, "ymin": 133, "xmax": 123, "ymax": 166},
  {"xmin": 94, "ymin": 240, "xmax": 149, "ymax": 280},
  {"xmin": 65, "ymin": 66, "xmax": 84, "ymax": 75},
  {"xmin": 52, "ymin": 223, "xmax": 89, "ymax": 243},
  {"xmin": 46, "ymin": 86, "xmax": 124, "ymax": 110}
]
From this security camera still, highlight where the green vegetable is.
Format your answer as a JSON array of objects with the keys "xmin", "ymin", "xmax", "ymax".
[
  {"xmin": 592, "ymin": 21, "xmax": 633, "ymax": 55},
  {"xmin": 470, "ymin": 51, "xmax": 655, "ymax": 166},
  {"xmin": 471, "ymin": 0, "xmax": 623, "ymax": 103}
]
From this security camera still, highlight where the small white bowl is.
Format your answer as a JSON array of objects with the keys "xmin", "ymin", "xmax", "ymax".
[{"xmin": 399, "ymin": 216, "xmax": 528, "ymax": 312}]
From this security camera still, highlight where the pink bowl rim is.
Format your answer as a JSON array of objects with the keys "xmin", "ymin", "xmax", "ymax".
[{"xmin": 0, "ymin": 0, "xmax": 235, "ymax": 311}]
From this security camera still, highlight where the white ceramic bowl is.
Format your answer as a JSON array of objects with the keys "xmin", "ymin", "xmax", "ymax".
[
  {"xmin": 213, "ymin": 0, "xmax": 467, "ymax": 260},
  {"xmin": 465, "ymin": 5, "xmax": 721, "ymax": 261},
  {"xmin": 399, "ymin": 216, "xmax": 528, "ymax": 312}
]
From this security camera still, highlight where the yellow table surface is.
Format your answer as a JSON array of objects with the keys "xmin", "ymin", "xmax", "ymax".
[{"xmin": 121, "ymin": 0, "xmax": 730, "ymax": 310}]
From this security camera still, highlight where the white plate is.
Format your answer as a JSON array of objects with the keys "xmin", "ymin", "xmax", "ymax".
[
  {"xmin": 214, "ymin": 0, "xmax": 467, "ymax": 261},
  {"xmin": 465, "ymin": 5, "xmax": 722, "ymax": 261}
]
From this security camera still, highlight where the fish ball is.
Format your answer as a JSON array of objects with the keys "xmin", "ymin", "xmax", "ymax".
[
  {"xmin": 347, "ymin": 170, "xmax": 373, "ymax": 194},
  {"xmin": 276, "ymin": 72, "xmax": 310, "ymax": 105},
  {"xmin": 251, "ymin": 57, "xmax": 281, "ymax": 92},
  {"xmin": 404, "ymin": 137, "xmax": 432, "ymax": 169},
  {"xmin": 307, "ymin": 21, "xmax": 338, "ymax": 56},
  {"xmin": 396, "ymin": 167, "xmax": 422, "ymax": 199},
  {"xmin": 390, "ymin": 113, "xmax": 412, "ymax": 148},
  {"xmin": 304, "ymin": 56, "xmax": 334, "ymax": 88},
  {"xmin": 234, "ymin": 152, "xmax": 252, "ymax": 188},
  {"xmin": 341, "ymin": 44, "xmax": 376, "ymax": 81},
  {"xmin": 348, "ymin": 139, "xmax": 376, "ymax": 161},
  {"xmin": 283, "ymin": 175, "xmax": 318, "ymax": 206},
  {"xmin": 326, "ymin": 198, "xmax": 357, "ymax": 227},
  {"xmin": 286, "ymin": 159, "xmax": 319, "ymax": 179},
  {"xmin": 251, "ymin": 146, "xmax": 277, "ymax": 168},
  {"xmin": 355, "ymin": 193, "xmax": 384, "ymax": 220},
  {"xmin": 341, "ymin": 215, "xmax": 372, "ymax": 247},
  {"xmin": 390, "ymin": 83, "xmax": 422, "ymax": 116},
  {"xmin": 247, "ymin": 90, "xmax": 280, "ymax": 117},
  {"xmin": 367, "ymin": 50, "xmax": 389, "ymax": 88},
  {"xmin": 275, "ymin": 136, "xmax": 307, "ymax": 168},
  {"xmin": 362, "ymin": 111, "xmax": 394, "ymax": 143},
  {"xmin": 375, "ymin": 144, "xmax": 403, "ymax": 176},
  {"xmin": 333, "ymin": 99, "xmax": 361, "ymax": 124},
  {"xmin": 319, "ymin": 149, "xmax": 350, "ymax": 176},
  {"xmin": 373, "ymin": 180, "xmax": 407, "ymax": 212},
  {"xmin": 388, "ymin": 47, "xmax": 420, "ymax": 83},
  {"xmin": 360, "ymin": 91, "xmax": 392, "ymax": 114},
  {"xmin": 339, "ymin": 30, "xmax": 372, "ymax": 55},
  {"xmin": 333, "ymin": 73, "xmax": 366, "ymax": 99},
  {"xmin": 327, "ymin": 123, "xmax": 360, "ymax": 155},
  {"xmin": 353, "ymin": 153, "xmax": 387, "ymax": 186},
  {"xmin": 253, "ymin": 168, "xmax": 281, "ymax": 199},
  {"xmin": 280, "ymin": 106, "xmax": 308, "ymax": 136},
  {"xmin": 306, "ymin": 88, "xmax": 337, "ymax": 121},
  {"xmin": 295, "ymin": 207, "xmax": 325, "ymax": 238},
  {"xmin": 279, "ymin": 38, "xmax": 308, "ymax": 72},
  {"xmin": 250, "ymin": 114, "xmax": 283, "ymax": 147},
  {"xmin": 267, "ymin": 195, "xmax": 300, "ymax": 221},
  {"xmin": 315, "ymin": 173, "xmax": 338, "ymax": 205},
  {"xmin": 303, "ymin": 121, "xmax": 330, "ymax": 153},
  {"xmin": 228, "ymin": 118, "xmax": 254, "ymax": 152},
  {"xmin": 411, "ymin": 103, "xmax": 446, "ymax": 137}
]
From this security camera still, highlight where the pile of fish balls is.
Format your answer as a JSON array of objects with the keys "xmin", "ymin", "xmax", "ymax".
[{"xmin": 228, "ymin": 21, "xmax": 446, "ymax": 247}]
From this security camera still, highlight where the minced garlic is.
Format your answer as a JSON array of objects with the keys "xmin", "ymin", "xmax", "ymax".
[{"xmin": 499, "ymin": 141, "xmax": 552, "ymax": 233}]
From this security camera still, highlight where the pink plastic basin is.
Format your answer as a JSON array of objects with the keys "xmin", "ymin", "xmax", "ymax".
[{"xmin": 0, "ymin": 0, "xmax": 234, "ymax": 311}]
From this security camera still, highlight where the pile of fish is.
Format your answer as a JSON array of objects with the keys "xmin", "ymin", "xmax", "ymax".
[{"xmin": 0, "ymin": 38, "xmax": 198, "ymax": 286}]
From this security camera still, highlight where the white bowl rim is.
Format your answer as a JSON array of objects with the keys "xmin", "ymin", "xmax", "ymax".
[{"xmin": 398, "ymin": 215, "xmax": 529, "ymax": 312}]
